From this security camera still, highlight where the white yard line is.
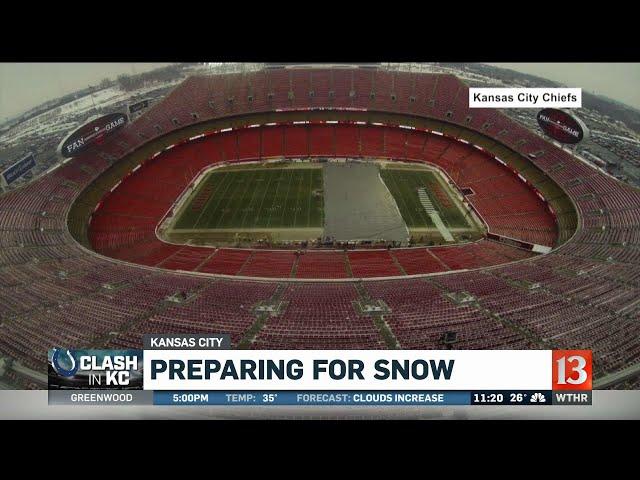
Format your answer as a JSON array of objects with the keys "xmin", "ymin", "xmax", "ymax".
[{"xmin": 418, "ymin": 187, "xmax": 454, "ymax": 242}]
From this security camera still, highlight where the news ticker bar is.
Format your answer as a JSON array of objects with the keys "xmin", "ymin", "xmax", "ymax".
[{"xmin": 48, "ymin": 390, "xmax": 592, "ymax": 406}]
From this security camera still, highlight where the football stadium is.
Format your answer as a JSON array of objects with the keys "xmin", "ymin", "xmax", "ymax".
[{"xmin": 1, "ymin": 64, "xmax": 640, "ymax": 393}]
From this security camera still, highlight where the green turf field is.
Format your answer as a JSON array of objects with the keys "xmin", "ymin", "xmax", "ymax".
[
  {"xmin": 380, "ymin": 168, "xmax": 469, "ymax": 228},
  {"xmin": 173, "ymin": 166, "xmax": 324, "ymax": 230}
]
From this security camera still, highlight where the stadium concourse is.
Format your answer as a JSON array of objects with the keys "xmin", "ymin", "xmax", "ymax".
[{"xmin": 1, "ymin": 68, "xmax": 640, "ymax": 390}]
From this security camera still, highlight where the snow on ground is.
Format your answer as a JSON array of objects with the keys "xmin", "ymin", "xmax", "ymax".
[
  {"xmin": 386, "ymin": 64, "xmax": 508, "ymax": 87},
  {"xmin": 592, "ymin": 130, "xmax": 640, "ymax": 145},
  {"xmin": 0, "ymin": 79, "xmax": 182, "ymax": 148}
]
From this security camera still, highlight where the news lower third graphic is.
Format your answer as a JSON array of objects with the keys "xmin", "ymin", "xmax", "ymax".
[
  {"xmin": 47, "ymin": 335, "xmax": 593, "ymax": 406},
  {"xmin": 48, "ymin": 348, "xmax": 143, "ymax": 390}
]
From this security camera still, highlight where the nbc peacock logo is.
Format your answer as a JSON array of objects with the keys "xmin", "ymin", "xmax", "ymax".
[{"xmin": 530, "ymin": 392, "xmax": 546, "ymax": 403}]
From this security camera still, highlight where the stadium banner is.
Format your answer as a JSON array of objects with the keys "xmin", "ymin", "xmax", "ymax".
[
  {"xmin": 1, "ymin": 152, "xmax": 36, "ymax": 187},
  {"xmin": 536, "ymin": 108, "xmax": 590, "ymax": 144},
  {"xmin": 47, "ymin": 337, "xmax": 593, "ymax": 406},
  {"xmin": 469, "ymin": 88, "xmax": 582, "ymax": 108},
  {"xmin": 58, "ymin": 112, "xmax": 128, "ymax": 158}
]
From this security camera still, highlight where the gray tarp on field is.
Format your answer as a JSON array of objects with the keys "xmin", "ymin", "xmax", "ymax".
[{"xmin": 323, "ymin": 162, "xmax": 409, "ymax": 245}]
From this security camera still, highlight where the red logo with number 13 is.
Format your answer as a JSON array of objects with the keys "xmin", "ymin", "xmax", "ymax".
[{"xmin": 552, "ymin": 350, "xmax": 592, "ymax": 390}]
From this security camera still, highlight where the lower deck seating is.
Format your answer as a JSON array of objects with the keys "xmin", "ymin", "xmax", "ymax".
[
  {"xmin": 254, "ymin": 283, "xmax": 386, "ymax": 349},
  {"xmin": 0, "ymin": 68, "xmax": 638, "ymax": 389},
  {"xmin": 85, "ymin": 124, "xmax": 557, "ymax": 278}
]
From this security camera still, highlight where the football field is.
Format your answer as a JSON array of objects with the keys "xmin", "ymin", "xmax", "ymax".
[
  {"xmin": 379, "ymin": 167, "xmax": 470, "ymax": 229},
  {"xmin": 164, "ymin": 161, "xmax": 482, "ymax": 246},
  {"xmin": 173, "ymin": 166, "xmax": 324, "ymax": 230}
]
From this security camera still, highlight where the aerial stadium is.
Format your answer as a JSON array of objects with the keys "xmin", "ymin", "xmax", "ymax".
[{"xmin": 1, "ymin": 65, "xmax": 639, "ymax": 391}]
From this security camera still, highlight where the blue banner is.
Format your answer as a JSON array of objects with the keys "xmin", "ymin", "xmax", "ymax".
[
  {"xmin": 154, "ymin": 391, "xmax": 470, "ymax": 406},
  {"xmin": 154, "ymin": 390, "xmax": 556, "ymax": 406},
  {"xmin": 2, "ymin": 153, "xmax": 35, "ymax": 186}
]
